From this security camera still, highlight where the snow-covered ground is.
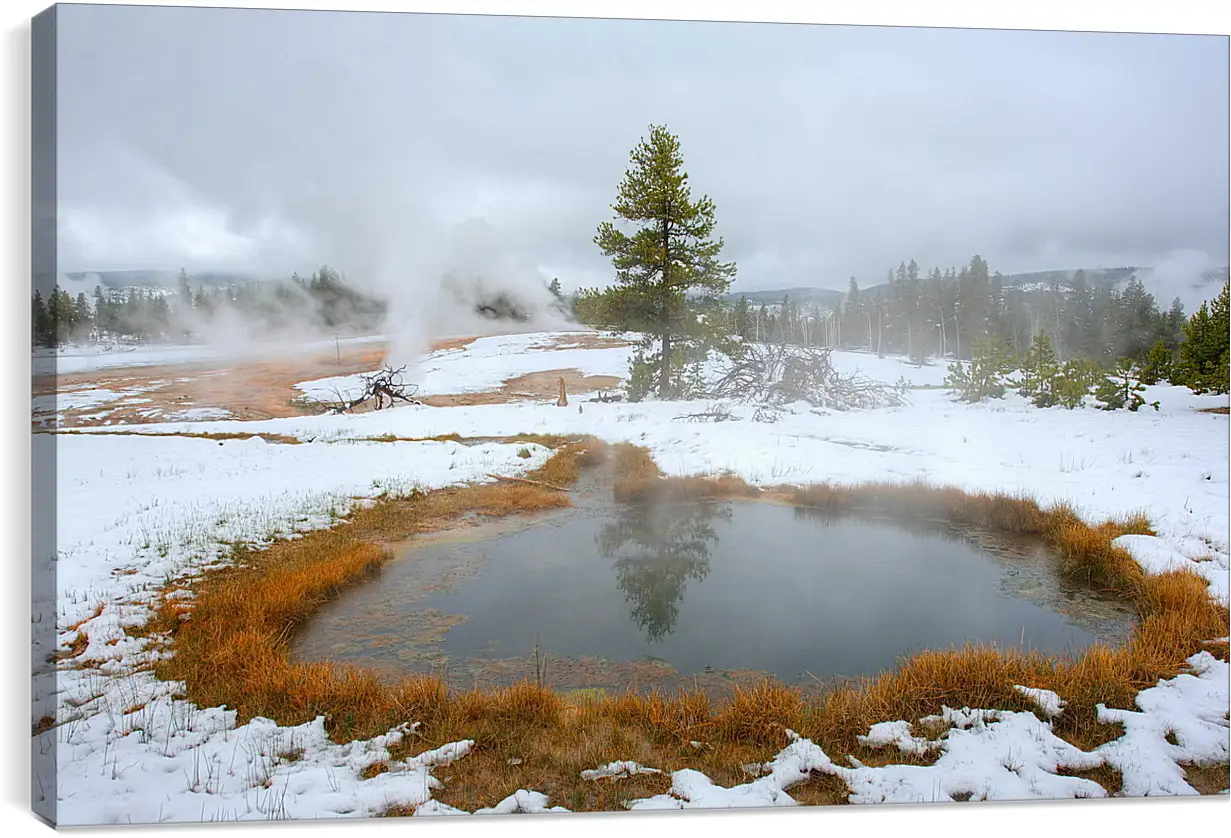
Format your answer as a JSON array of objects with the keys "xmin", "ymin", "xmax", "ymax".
[
  {"xmin": 294, "ymin": 331, "xmax": 638, "ymax": 404},
  {"xmin": 35, "ymin": 330, "xmax": 1230, "ymax": 824},
  {"xmin": 31, "ymin": 381, "xmax": 174, "ymax": 426}
]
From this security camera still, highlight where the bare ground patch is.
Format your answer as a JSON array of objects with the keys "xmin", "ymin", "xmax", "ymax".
[
  {"xmin": 35, "ymin": 334, "xmax": 629, "ymax": 426},
  {"xmin": 32, "ymin": 336, "xmax": 489, "ymax": 429},
  {"xmin": 525, "ymin": 332, "xmax": 638, "ymax": 352}
]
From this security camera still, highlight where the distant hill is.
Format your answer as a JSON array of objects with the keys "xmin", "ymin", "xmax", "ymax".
[
  {"xmin": 718, "ymin": 286, "xmax": 846, "ymax": 307},
  {"xmin": 64, "ymin": 270, "xmax": 266, "ymax": 289}
]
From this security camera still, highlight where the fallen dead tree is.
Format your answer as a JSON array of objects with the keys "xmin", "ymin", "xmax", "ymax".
[
  {"xmin": 327, "ymin": 364, "xmax": 423, "ymax": 414},
  {"xmin": 484, "ymin": 473, "xmax": 568, "ymax": 491},
  {"xmin": 707, "ymin": 342, "xmax": 908, "ymax": 410},
  {"xmin": 673, "ymin": 403, "xmax": 739, "ymax": 423}
]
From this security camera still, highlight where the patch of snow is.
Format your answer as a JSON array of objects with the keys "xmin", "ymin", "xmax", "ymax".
[
  {"xmin": 618, "ymin": 653, "xmax": 1229, "ymax": 809},
  {"xmin": 35, "ymin": 431, "xmax": 554, "ymax": 824},
  {"xmin": 32, "ymin": 388, "xmax": 130, "ymax": 416},
  {"xmin": 1114, "ymin": 534, "xmax": 1230, "ymax": 605},
  {"xmin": 473, "ymin": 790, "xmax": 570, "ymax": 815},
  {"xmin": 580, "ymin": 761, "xmax": 664, "ymax": 781},
  {"xmin": 52, "ymin": 707, "xmax": 474, "ymax": 825},
  {"xmin": 1013, "ymin": 686, "xmax": 1067, "ymax": 718},
  {"xmin": 625, "ymin": 734, "xmax": 830, "ymax": 810},
  {"xmin": 173, "ymin": 407, "xmax": 233, "ymax": 421},
  {"xmin": 856, "ymin": 720, "xmax": 936, "ymax": 755},
  {"xmin": 294, "ymin": 372, "xmax": 369, "ymax": 404},
  {"xmin": 1095, "ymin": 652, "xmax": 1230, "ymax": 796}
]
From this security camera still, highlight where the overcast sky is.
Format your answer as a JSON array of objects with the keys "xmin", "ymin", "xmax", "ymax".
[{"xmin": 52, "ymin": 5, "xmax": 1229, "ymax": 293}]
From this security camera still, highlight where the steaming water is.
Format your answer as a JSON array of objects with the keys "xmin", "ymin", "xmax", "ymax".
[{"xmin": 293, "ymin": 499, "xmax": 1137, "ymax": 691}]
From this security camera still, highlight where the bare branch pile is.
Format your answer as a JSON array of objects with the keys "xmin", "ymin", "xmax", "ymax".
[
  {"xmin": 326, "ymin": 364, "xmax": 423, "ymax": 414},
  {"xmin": 707, "ymin": 343, "xmax": 908, "ymax": 411}
]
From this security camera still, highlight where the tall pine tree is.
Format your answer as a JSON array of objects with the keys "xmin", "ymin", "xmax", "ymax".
[{"xmin": 595, "ymin": 125, "xmax": 737, "ymax": 399}]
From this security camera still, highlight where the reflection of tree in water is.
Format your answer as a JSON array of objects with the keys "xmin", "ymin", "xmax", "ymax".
[{"xmin": 596, "ymin": 502, "xmax": 730, "ymax": 642}]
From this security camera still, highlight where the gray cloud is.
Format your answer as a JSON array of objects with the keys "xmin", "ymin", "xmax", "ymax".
[{"xmin": 55, "ymin": 6, "xmax": 1229, "ymax": 300}]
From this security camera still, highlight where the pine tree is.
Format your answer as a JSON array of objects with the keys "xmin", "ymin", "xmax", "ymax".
[
  {"xmin": 1117, "ymin": 275, "xmax": 1158, "ymax": 360},
  {"xmin": 93, "ymin": 285, "xmax": 110, "ymax": 338},
  {"xmin": 1062, "ymin": 270, "xmax": 1094, "ymax": 359},
  {"xmin": 1138, "ymin": 339, "xmax": 1173, "ymax": 385},
  {"xmin": 1095, "ymin": 358, "xmax": 1158, "ymax": 412},
  {"xmin": 52, "ymin": 288, "xmax": 76, "ymax": 344},
  {"xmin": 1165, "ymin": 298, "xmax": 1186, "ymax": 349},
  {"xmin": 32, "ymin": 290, "xmax": 50, "ymax": 347},
  {"xmin": 842, "ymin": 277, "xmax": 864, "ymax": 350},
  {"xmin": 989, "ymin": 270, "xmax": 1005, "ymax": 344},
  {"xmin": 1018, "ymin": 332, "xmax": 1059, "ymax": 406},
  {"xmin": 734, "ymin": 295, "xmax": 751, "ymax": 340},
  {"xmin": 73, "ymin": 292, "xmax": 93, "ymax": 342},
  {"xmin": 964, "ymin": 255, "xmax": 991, "ymax": 346},
  {"xmin": 595, "ymin": 124, "xmax": 737, "ymax": 399},
  {"xmin": 945, "ymin": 334, "xmax": 1015, "ymax": 402},
  {"xmin": 903, "ymin": 259, "xmax": 922, "ymax": 362},
  {"xmin": 177, "ymin": 268, "xmax": 193, "ymax": 312},
  {"xmin": 1177, "ymin": 281, "xmax": 1230, "ymax": 394}
]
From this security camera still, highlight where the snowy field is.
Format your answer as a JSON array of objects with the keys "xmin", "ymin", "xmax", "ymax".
[
  {"xmin": 34, "ymin": 330, "xmax": 1230, "ymax": 823},
  {"xmin": 31, "ymin": 380, "xmax": 235, "ymax": 427},
  {"xmin": 294, "ymin": 331, "xmax": 638, "ymax": 404}
]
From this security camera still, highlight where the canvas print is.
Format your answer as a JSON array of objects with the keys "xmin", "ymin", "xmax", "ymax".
[{"xmin": 30, "ymin": 2, "xmax": 1230, "ymax": 827}]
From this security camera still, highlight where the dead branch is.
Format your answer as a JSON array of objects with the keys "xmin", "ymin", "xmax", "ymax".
[
  {"xmin": 707, "ymin": 342, "xmax": 907, "ymax": 411},
  {"xmin": 484, "ymin": 473, "xmax": 568, "ymax": 492},
  {"xmin": 326, "ymin": 364, "xmax": 423, "ymax": 414},
  {"xmin": 673, "ymin": 405, "xmax": 739, "ymax": 423}
]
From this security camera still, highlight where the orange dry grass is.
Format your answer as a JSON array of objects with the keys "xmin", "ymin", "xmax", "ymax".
[
  {"xmin": 610, "ymin": 442, "xmax": 758, "ymax": 502},
  {"xmin": 526, "ymin": 437, "xmax": 607, "ymax": 487},
  {"xmin": 151, "ymin": 442, "xmax": 584, "ymax": 740}
]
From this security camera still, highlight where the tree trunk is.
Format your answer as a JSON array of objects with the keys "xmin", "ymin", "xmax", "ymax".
[
  {"xmin": 659, "ymin": 217, "xmax": 673, "ymax": 398},
  {"xmin": 938, "ymin": 303, "xmax": 946, "ymax": 357},
  {"xmin": 660, "ymin": 328, "xmax": 672, "ymax": 398}
]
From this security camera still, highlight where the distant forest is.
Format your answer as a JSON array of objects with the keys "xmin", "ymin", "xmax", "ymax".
[
  {"xmin": 574, "ymin": 255, "xmax": 1229, "ymax": 379},
  {"xmin": 731, "ymin": 258, "xmax": 1200, "ymax": 366},
  {"xmin": 31, "ymin": 266, "xmax": 386, "ymax": 348}
]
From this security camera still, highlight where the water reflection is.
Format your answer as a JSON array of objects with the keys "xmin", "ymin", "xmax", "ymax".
[
  {"xmin": 595, "ymin": 502, "xmax": 729, "ymax": 642},
  {"xmin": 293, "ymin": 499, "xmax": 1138, "ymax": 689}
]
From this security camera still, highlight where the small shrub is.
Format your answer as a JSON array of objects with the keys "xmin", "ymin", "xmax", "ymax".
[
  {"xmin": 945, "ymin": 336, "xmax": 1015, "ymax": 402},
  {"xmin": 1056, "ymin": 360, "xmax": 1099, "ymax": 408},
  {"xmin": 1015, "ymin": 333, "xmax": 1059, "ymax": 406},
  {"xmin": 1094, "ymin": 359, "xmax": 1159, "ymax": 412},
  {"xmin": 1138, "ymin": 340, "xmax": 1174, "ymax": 385},
  {"xmin": 625, "ymin": 351, "xmax": 660, "ymax": 403}
]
